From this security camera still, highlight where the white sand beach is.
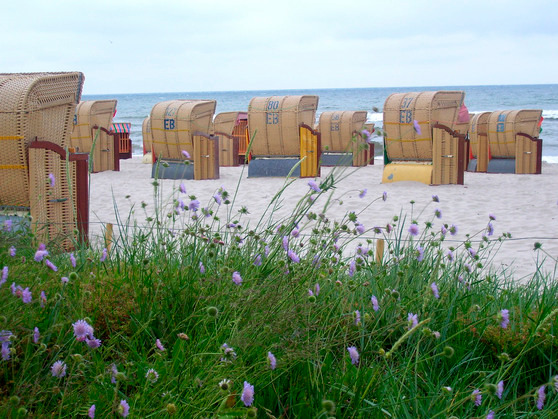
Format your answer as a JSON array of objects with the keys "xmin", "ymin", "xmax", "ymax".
[{"xmin": 89, "ymin": 157, "xmax": 558, "ymax": 282}]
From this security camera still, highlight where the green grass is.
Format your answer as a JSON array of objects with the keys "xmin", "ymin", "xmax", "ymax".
[{"xmin": 1, "ymin": 164, "xmax": 557, "ymax": 418}]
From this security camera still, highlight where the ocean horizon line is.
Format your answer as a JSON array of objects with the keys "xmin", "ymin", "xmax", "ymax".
[{"xmin": 83, "ymin": 83, "xmax": 558, "ymax": 97}]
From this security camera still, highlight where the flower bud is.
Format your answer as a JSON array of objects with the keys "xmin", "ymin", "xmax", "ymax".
[
  {"xmin": 443, "ymin": 346, "xmax": 455, "ymax": 358},
  {"xmin": 166, "ymin": 403, "xmax": 177, "ymax": 415},
  {"xmin": 322, "ymin": 400, "xmax": 335, "ymax": 414}
]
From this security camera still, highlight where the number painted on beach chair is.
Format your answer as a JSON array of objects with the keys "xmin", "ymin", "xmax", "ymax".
[
  {"xmin": 266, "ymin": 112, "xmax": 279, "ymax": 125},
  {"xmin": 401, "ymin": 97, "xmax": 413, "ymax": 109},
  {"xmin": 400, "ymin": 110, "xmax": 413, "ymax": 124},
  {"xmin": 164, "ymin": 119, "xmax": 175, "ymax": 130},
  {"xmin": 266, "ymin": 101, "xmax": 279, "ymax": 110}
]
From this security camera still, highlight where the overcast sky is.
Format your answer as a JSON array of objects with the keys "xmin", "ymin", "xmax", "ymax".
[{"xmin": 2, "ymin": 0, "xmax": 557, "ymax": 94}]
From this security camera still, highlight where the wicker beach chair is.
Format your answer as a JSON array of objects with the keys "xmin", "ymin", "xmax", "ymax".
[
  {"xmin": 71, "ymin": 100, "xmax": 118, "ymax": 172},
  {"xmin": 319, "ymin": 111, "xmax": 372, "ymax": 167},
  {"xmin": 0, "ymin": 72, "xmax": 87, "ymax": 248},
  {"xmin": 247, "ymin": 95, "xmax": 320, "ymax": 178},
  {"xmin": 382, "ymin": 91, "xmax": 468, "ymax": 185}
]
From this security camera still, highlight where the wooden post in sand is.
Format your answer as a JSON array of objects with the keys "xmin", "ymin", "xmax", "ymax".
[
  {"xmin": 375, "ymin": 239, "xmax": 385, "ymax": 264},
  {"xmin": 104, "ymin": 223, "xmax": 113, "ymax": 252}
]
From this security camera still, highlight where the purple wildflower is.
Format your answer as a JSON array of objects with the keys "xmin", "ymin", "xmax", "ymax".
[
  {"xmin": 468, "ymin": 248, "xmax": 477, "ymax": 258},
  {"xmin": 253, "ymin": 254, "xmax": 262, "ymax": 266},
  {"xmin": 1, "ymin": 342, "xmax": 10, "ymax": 361},
  {"xmin": 40, "ymin": 290, "xmax": 46, "ymax": 307},
  {"xmin": 145, "ymin": 368, "xmax": 159, "ymax": 383},
  {"xmin": 489, "ymin": 213, "xmax": 496, "ymax": 221},
  {"xmin": 431, "ymin": 282, "xmax": 440, "ymax": 299},
  {"xmin": 70, "ymin": 252, "xmax": 76, "ymax": 268},
  {"xmin": 3, "ymin": 220, "xmax": 12, "ymax": 232},
  {"xmin": 500, "ymin": 309, "xmax": 510, "ymax": 329},
  {"xmin": 86, "ymin": 337, "xmax": 102, "ymax": 349},
  {"xmin": 33, "ymin": 327, "xmax": 40, "ymax": 344},
  {"xmin": 449, "ymin": 224, "xmax": 458, "ymax": 235},
  {"xmin": 382, "ymin": 191, "xmax": 387, "ymax": 201},
  {"xmin": 371, "ymin": 295, "xmax": 379, "ymax": 312},
  {"xmin": 408, "ymin": 224, "xmax": 419, "ymax": 236},
  {"xmin": 434, "ymin": 208, "xmax": 442, "ymax": 219},
  {"xmin": 361, "ymin": 129, "xmax": 371, "ymax": 142},
  {"xmin": 189, "ymin": 199, "xmax": 200, "ymax": 212},
  {"xmin": 10, "ymin": 282, "xmax": 16, "ymax": 295},
  {"xmin": 308, "ymin": 180, "xmax": 321, "ymax": 192},
  {"xmin": 487, "ymin": 410, "xmax": 495, "ymax": 419},
  {"xmin": 100, "ymin": 248, "xmax": 107, "ymax": 262},
  {"xmin": 110, "ymin": 364, "xmax": 118, "ymax": 383},
  {"xmin": 287, "ymin": 249, "xmax": 300, "ymax": 263},
  {"xmin": 199, "ymin": 262, "xmax": 205, "ymax": 274},
  {"xmin": 536, "ymin": 385, "xmax": 546, "ymax": 410},
  {"xmin": 213, "ymin": 193, "xmax": 222, "ymax": 205},
  {"xmin": 179, "ymin": 183, "xmax": 187, "ymax": 194},
  {"xmin": 9, "ymin": 247, "xmax": 16, "ymax": 257},
  {"xmin": 1, "ymin": 266, "xmax": 7, "ymax": 286},
  {"xmin": 51, "ymin": 360, "xmax": 67, "ymax": 378},
  {"xmin": 282, "ymin": 236, "xmax": 289, "ymax": 251},
  {"xmin": 308, "ymin": 289, "xmax": 314, "ymax": 297},
  {"xmin": 73, "ymin": 319, "xmax": 94, "ymax": 341},
  {"xmin": 241, "ymin": 381, "xmax": 255, "ymax": 406},
  {"xmin": 232, "ymin": 271, "xmax": 242, "ymax": 285},
  {"xmin": 291, "ymin": 228, "xmax": 300, "ymax": 238},
  {"xmin": 348, "ymin": 260, "xmax": 356, "ymax": 277},
  {"xmin": 268, "ymin": 351, "xmax": 277, "ymax": 370},
  {"xmin": 413, "ymin": 119, "xmax": 422, "ymax": 135},
  {"xmin": 34, "ymin": 247, "xmax": 49, "ymax": 262},
  {"xmin": 496, "ymin": 380, "xmax": 504, "ymax": 399},
  {"xmin": 386, "ymin": 223, "xmax": 393, "ymax": 233},
  {"xmin": 88, "ymin": 405, "xmax": 96, "ymax": 418},
  {"xmin": 408, "ymin": 312, "xmax": 419, "ymax": 330},
  {"xmin": 48, "ymin": 173, "xmax": 55, "ymax": 188},
  {"xmin": 181, "ymin": 150, "xmax": 191, "ymax": 159},
  {"xmin": 487, "ymin": 223, "xmax": 494, "ymax": 236},
  {"xmin": 359, "ymin": 189, "xmax": 367, "ymax": 198},
  {"xmin": 314, "ymin": 283, "xmax": 320, "ymax": 296},
  {"xmin": 432, "ymin": 195, "xmax": 439, "ymax": 202},
  {"xmin": 416, "ymin": 246, "xmax": 424, "ymax": 262},
  {"xmin": 447, "ymin": 250, "xmax": 454, "ymax": 261},
  {"xmin": 119, "ymin": 399, "xmax": 130, "ymax": 417},
  {"xmin": 264, "ymin": 245, "xmax": 270, "ymax": 257},
  {"xmin": 355, "ymin": 223, "xmax": 365, "ymax": 235},
  {"xmin": 156, "ymin": 339, "xmax": 165, "ymax": 351},
  {"xmin": 441, "ymin": 225, "xmax": 447, "ymax": 235},
  {"xmin": 347, "ymin": 346, "xmax": 359, "ymax": 365},
  {"xmin": 355, "ymin": 310, "xmax": 361, "ymax": 326},
  {"xmin": 45, "ymin": 259, "xmax": 57, "ymax": 272},
  {"xmin": 22, "ymin": 287, "xmax": 32, "ymax": 304},
  {"xmin": 472, "ymin": 389, "xmax": 482, "ymax": 406},
  {"xmin": 61, "ymin": 276, "xmax": 69, "ymax": 284}
]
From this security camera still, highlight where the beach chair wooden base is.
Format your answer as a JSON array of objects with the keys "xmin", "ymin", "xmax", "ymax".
[
  {"xmin": 382, "ymin": 162, "xmax": 433, "ymax": 185},
  {"xmin": 487, "ymin": 159, "xmax": 516, "ymax": 174},
  {"xmin": 248, "ymin": 157, "xmax": 302, "ymax": 178},
  {"xmin": 151, "ymin": 160, "xmax": 195, "ymax": 180},
  {"xmin": 321, "ymin": 152, "xmax": 354, "ymax": 167}
]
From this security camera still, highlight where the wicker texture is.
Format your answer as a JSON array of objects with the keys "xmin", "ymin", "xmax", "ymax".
[
  {"xmin": 213, "ymin": 112, "xmax": 241, "ymax": 136},
  {"xmin": 319, "ymin": 111, "xmax": 367, "ymax": 152},
  {"xmin": 150, "ymin": 100, "xmax": 216, "ymax": 160},
  {"xmin": 248, "ymin": 96, "xmax": 319, "ymax": 156},
  {"xmin": 70, "ymin": 100, "xmax": 117, "ymax": 172},
  {"xmin": 0, "ymin": 72, "xmax": 84, "ymax": 207},
  {"xmin": 28, "ymin": 147, "xmax": 78, "ymax": 250},
  {"xmin": 383, "ymin": 91, "xmax": 464, "ymax": 161},
  {"xmin": 71, "ymin": 100, "xmax": 116, "ymax": 151},
  {"xmin": 142, "ymin": 116, "xmax": 152, "ymax": 153},
  {"xmin": 487, "ymin": 110, "xmax": 542, "ymax": 158}
]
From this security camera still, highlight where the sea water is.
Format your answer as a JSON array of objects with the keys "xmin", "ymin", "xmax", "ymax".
[{"xmin": 83, "ymin": 84, "xmax": 558, "ymax": 162}]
